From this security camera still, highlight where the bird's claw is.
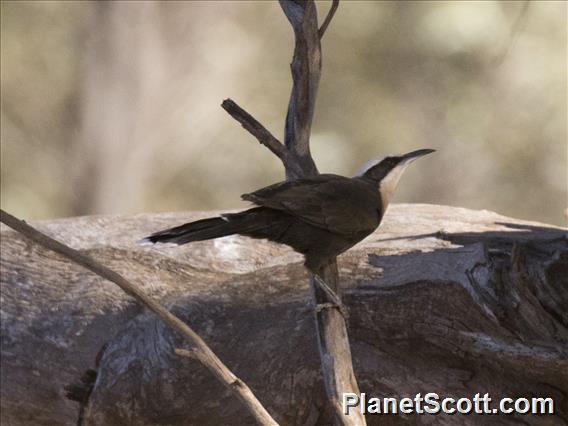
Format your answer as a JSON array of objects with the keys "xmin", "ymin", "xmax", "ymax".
[
  {"xmin": 315, "ymin": 302, "xmax": 349, "ymax": 319},
  {"xmin": 313, "ymin": 273, "xmax": 350, "ymax": 319}
]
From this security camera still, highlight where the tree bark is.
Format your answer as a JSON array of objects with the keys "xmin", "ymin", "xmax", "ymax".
[{"xmin": 2, "ymin": 204, "xmax": 566, "ymax": 425}]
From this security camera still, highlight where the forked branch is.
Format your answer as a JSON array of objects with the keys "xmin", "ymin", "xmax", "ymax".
[
  {"xmin": 318, "ymin": 0, "xmax": 339, "ymax": 39},
  {"xmin": 223, "ymin": 1, "xmax": 366, "ymax": 424},
  {"xmin": 0, "ymin": 209, "xmax": 279, "ymax": 426}
]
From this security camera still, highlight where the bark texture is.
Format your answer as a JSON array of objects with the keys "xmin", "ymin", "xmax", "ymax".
[{"xmin": 1, "ymin": 204, "xmax": 567, "ymax": 425}]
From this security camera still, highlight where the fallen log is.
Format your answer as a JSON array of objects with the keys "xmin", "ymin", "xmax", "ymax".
[{"xmin": 1, "ymin": 204, "xmax": 566, "ymax": 425}]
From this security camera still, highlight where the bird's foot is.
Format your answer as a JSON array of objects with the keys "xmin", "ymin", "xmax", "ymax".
[
  {"xmin": 313, "ymin": 274, "xmax": 349, "ymax": 319},
  {"xmin": 314, "ymin": 302, "xmax": 349, "ymax": 319},
  {"xmin": 315, "ymin": 302, "xmax": 335, "ymax": 312}
]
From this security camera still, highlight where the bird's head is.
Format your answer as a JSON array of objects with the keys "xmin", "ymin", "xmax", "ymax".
[{"xmin": 357, "ymin": 148, "xmax": 435, "ymax": 210}]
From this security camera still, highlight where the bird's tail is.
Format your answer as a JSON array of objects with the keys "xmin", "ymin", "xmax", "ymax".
[{"xmin": 138, "ymin": 207, "xmax": 271, "ymax": 246}]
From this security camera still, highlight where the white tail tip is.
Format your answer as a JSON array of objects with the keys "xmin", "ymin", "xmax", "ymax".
[{"xmin": 137, "ymin": 237, "xmax": 154, "ymax": 246}]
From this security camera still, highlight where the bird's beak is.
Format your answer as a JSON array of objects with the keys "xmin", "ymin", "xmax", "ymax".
[{"xmin": 400, "ymin": 148, "xmax": 436, "ymax": 164}]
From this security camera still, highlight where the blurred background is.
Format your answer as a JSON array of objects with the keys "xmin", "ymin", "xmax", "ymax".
[{"xmin": 1, "ymin": 1, "xmax": 566, "ymax": 225}]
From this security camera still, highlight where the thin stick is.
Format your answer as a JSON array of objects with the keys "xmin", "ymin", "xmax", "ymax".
[
  {"xmin": 0, "ymin": 209, "xmax": 279, "ymax": 426},
  {"xmin": 221, "ymin": 99, "xmax": 286, "ymax": 161},
  {"xmin": 318, "ymin": 0, "xmax": 339, "ymax": 39}
]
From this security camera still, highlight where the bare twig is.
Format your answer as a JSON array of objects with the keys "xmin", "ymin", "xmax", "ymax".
[
  {"xmin": 0, "ymin": 209, "xmax": 279, "ymax": 426},
  {"xmin": 176, "ymin": 348, "xmax": 268, "ymax": 411},
  {"xmin": 221, "ymin": 99, "xmax": 306, "ymax": 179},
  {"xmin": 318, "ymin": 0, "xmax": 339, "ymax": 39},
  {"xmin": 221, "ymin": 99, "xmax": 286, "ymax": 162}
]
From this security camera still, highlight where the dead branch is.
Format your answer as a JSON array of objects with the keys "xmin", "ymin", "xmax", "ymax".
[
  {"xmin": 223, "ymin": 0, "xmax": 366, "ymax": 424},
  {"xmin": 0, "ymin": 209, "xmax": 279, "ymax": 426},
  {"xmin": 279, "ymin": 0, "xmax": 320, "ymax": 180},
  {"xmin": 318, "ymin": 0, "xmax": 339, "ymax": 39},
  {"xmin": 221, "ymin": 100, "xmax": 308, "ymax": 180},
  {"xmin": 221, "ymin": 99, "xmax": 286, "ymax": 162},
  {"xmin": 279, "ymin": 1, "xmax": 365, "ymax": 424}
]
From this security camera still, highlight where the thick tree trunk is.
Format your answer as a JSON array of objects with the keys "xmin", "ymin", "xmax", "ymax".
[{"xmin": 1, "ymin": 204, "xmax": 566, "ymax": 425}]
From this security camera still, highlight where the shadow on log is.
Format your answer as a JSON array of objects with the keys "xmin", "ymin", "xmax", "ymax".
[{"xmin": 1, "ymin": 204, "xmax": 567, "ymax": 425}]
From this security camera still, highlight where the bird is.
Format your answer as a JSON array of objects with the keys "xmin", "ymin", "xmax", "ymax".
[{"xmin": 139, "ymin": 148, "xmax": 434, "ymax": 311}]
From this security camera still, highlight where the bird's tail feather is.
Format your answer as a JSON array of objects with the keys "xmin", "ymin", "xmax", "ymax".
[{"xmin": 139, "ymin": 208, "xmax": 269, "ymax": 246}]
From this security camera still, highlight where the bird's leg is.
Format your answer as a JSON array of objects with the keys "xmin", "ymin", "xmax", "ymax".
[{"xmin": 312, "ymin": 274, "xmax": 349, "ymax": 319}]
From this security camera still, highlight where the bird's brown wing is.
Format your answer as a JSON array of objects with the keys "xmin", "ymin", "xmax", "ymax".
[{"xmin": 242, "ymin": 174, "xmax": 380, "ymax": 235}]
